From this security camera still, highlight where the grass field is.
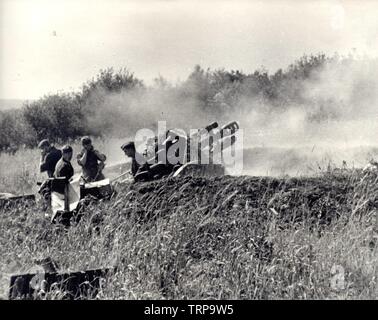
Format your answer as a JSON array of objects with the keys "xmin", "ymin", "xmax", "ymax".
[{"xmin": 0, "ymin": 147, "xmax": 377, "ymax": 299}]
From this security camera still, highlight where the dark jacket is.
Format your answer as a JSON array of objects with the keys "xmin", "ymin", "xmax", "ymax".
[
  {"xmin": 40, "ymin": 146, "xmax": 62, "ymax": 177},
  {"xmin": 77, "ymin": 147, "xmax": 106, "ymax": 182},
  {"xmin": 54, "ymin": 158, "xmax": 74, "ymax": 181},
  {"xmin": 131, "ymin": 158, "xmax": 140, "ymax": 176},
  {"xmin": 131, "ymin": 152, "xmax": 149, "ymax": 176}
]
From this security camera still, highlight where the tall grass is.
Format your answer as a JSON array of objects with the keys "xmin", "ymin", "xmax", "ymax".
[{"xmin": 0, "ymin": 158, "xmax": 376, "ymax": 299}]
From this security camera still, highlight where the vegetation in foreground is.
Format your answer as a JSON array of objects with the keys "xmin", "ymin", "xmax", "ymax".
[{"xmin": 0, "ymin": 168, "xmax": 377, "ymax": 299}]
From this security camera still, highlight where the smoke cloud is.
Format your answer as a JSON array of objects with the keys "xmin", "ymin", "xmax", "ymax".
[{"xmin": 84, "ymin": 55, "xmax": 378, "ymax": 176}]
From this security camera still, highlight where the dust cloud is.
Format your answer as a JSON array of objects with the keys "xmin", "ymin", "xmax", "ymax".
[
  {"xmin": 234, "ymin": 56, "xmax": 378, "ymax": 176},
  {"xmin": 87, "ymin": 56, "xmax": 378, "ymax": 177}
]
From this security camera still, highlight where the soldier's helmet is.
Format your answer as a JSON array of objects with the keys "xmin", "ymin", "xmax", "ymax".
[
  {"xmin": 121, "ymin": 141, "xmax": 135, "ymax": 151},
  {"xmin": 81, "ymin": 136, "xmax": 92, "ymax": 146},
  {"xmin": 38, "ymin": 139, "xmax": 50, "ymax": 149},
  {"xmin": 62, "ymin": 145, "xmax": 73, "ymax": 154}
]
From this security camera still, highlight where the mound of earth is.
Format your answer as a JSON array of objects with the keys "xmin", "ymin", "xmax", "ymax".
[{"xmin": 113, "ymin": 171, "xmax": 377, "ymax": 226}]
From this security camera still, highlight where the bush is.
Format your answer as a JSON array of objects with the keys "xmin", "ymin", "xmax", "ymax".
[
  {"xmin": 0, "ymin": 109, "xmax": 36, "ymax": 152},
  {"xmin": 23, "ymin": 93, "xmax": 85, "ymax": 144}
]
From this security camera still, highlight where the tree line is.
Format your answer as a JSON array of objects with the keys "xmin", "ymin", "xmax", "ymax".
[{"xmin": 0, "ymin": 53, "xmax": 359, "ymax": 153}]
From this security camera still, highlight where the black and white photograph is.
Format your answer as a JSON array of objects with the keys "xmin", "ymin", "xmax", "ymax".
[{"xmin": 0, "ymin": 0, "xmax": 377, "ymax": 305}]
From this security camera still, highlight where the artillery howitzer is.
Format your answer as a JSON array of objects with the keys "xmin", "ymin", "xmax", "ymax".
[{"xmin": 133, "ymin": 121, "xmax": 240, "ymax": 181}]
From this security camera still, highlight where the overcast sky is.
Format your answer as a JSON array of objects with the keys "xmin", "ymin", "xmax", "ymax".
[{"xmin": 1, "ymin": 0, "xmax": 377, "ymax": 99}]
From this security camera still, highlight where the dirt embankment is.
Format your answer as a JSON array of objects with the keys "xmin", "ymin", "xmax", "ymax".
[
  {"xmin": 1, "ymin": 170, "xmax": 377, "ymax": 299},
  {"xmin": 113, "ymin": 170, "xmax": 378, "ymax": 226}
]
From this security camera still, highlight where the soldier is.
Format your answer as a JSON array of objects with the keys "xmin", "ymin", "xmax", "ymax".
[
  {"xmin": 121, "ymin": 141, "xmax": 150, "ymax": 179},
  {"xmin": 37, "ymin": 139, "xmax": 62, "ymax": 203},
  {"xmin": 54, "ymin": 145, "xmax": 74, "ymax": 181},
  {"xmin": 77, "ymin": 136, "xmax": 106, "ymax": 182},
  {"xmin": 38, "ymin": 139, "xmax": 62, "ymax": 178}
]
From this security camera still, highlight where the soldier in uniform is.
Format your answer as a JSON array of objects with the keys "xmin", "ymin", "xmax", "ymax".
[
  {"xmin": 121, "ymin": 141, "xmax": 150, "ymax": 180},
  {"xmin": 37, "ymin": 139, "xmax": 62, "ymax": 203},
  {"xmin": 38, "ymin": 139, "xmax": 62, "ymax": 178},
  {"xmin": 77, "ymin": 136, "xmax": 107, "ymax": 183},
  {"xmin": 54, "ymin": 145, "xmax": 74, "ymax": 181}
]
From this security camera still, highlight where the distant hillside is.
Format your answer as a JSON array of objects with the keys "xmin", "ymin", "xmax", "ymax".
[{"xmin": 0, "ymin": 99, "xmax": 26, "ymax": 111}]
